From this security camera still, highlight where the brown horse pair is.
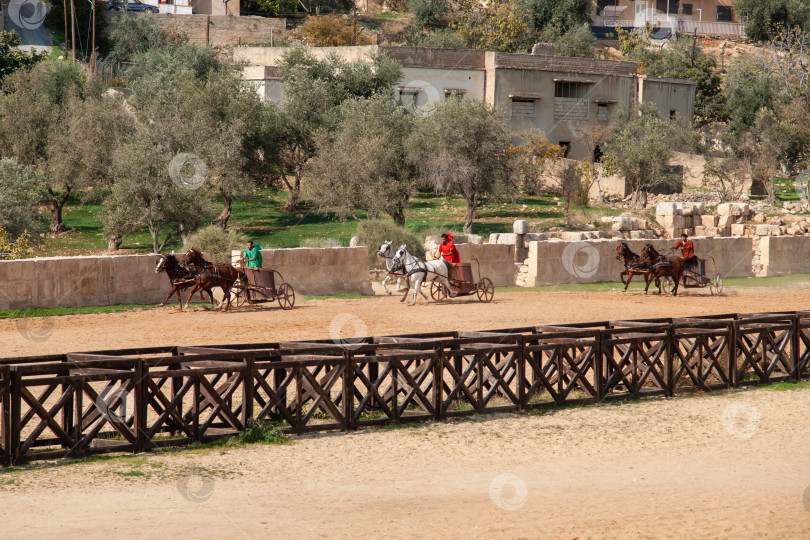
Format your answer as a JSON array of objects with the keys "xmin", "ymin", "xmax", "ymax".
[
  {"xmin": 616, "ymin": 242, "xmax": 684, "ymax": 296},
  {"xmin": 155, "ymin": 253, "xmax": 214, "ymax": 310},
  {"xmin": 181, "ymin": 248, "xmax": 246, "ymax": 310}
]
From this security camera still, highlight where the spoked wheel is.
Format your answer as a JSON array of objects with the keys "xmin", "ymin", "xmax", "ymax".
[
  {"xmin": 709, "ymin": 274, "xmax": 724, "ymax": 296},
  {"xmin": 277, "ymin": 283, "xmax": 295, "ymax": 310},
  {"xmin": 476, "ymin": 277, "xmax": 494, "ymax": 303},
  {"xmin": 231, "ymin": 286, "xmax": 247, "ymax": 307},
  {"xmin": 430, "ymin": 280, "xmax": 448, "ymax": 301},
  {"xmin": 662, "ymin": 277, "xmax": 674, "ymax": 295}
]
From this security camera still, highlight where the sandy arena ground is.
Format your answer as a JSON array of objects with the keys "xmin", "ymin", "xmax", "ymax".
[{"xmin": 2, "ymin": 285, "xmax": 810, "ymax": 538}]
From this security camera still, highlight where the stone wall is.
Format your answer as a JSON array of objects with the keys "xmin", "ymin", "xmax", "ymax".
[
  {"xmin": 521, "ymin": 236, "xmax": 756, "ymax": 286},
  {"xmin": 0, "ymin": 255, "xmax": 167, "ymax": 310},
  {"xmin": 757, "ymin": 236, "xmax": 810, "ymax": 277},
  {"xmin": 105, "ymin": 13, "xmax": 285, "ymax": 45},
  {"xmin": 456, "ymin": 244, "xmax": 516, "ymax": 287},
  {"xmin": 231, "ymin": 247, "xmax": 373, "ymax": 296}
]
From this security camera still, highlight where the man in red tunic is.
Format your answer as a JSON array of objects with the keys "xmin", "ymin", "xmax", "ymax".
[
  {"xmin": 437, "ymin": 233, "xmax": 460, "ymax": 283},
  {"xmin": 673, "ymin": 232, "xmax": 697, "ymax": 272}
]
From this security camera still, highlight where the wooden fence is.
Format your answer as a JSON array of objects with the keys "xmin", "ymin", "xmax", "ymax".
[{"xmin": 2, "ymin": 310, "xmax": 810, "ymax": 465}]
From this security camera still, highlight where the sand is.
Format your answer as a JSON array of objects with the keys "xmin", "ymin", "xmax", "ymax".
[{"xmin": 2, "ymin": 285, "xmax": 810, "ymax": 538}]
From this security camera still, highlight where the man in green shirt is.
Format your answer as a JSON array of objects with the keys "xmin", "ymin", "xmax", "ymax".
[{"xmin": 243, "ymin": 241, "xmax": 263, "ymax": 268}]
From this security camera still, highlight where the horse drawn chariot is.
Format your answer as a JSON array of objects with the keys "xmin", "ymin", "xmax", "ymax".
[
  {"xmin": 428, "ymin": 259, "xmax": 494, "ymax": 303},
  {"xmin": 230, "ymin": 266, "xmax": 295, "ymax": 309},
  {"xmin": 661, "ymin": 257, "xmax": 724, "ymax": 296}
]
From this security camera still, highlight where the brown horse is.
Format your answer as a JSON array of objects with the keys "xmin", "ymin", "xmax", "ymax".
[
  {"xmin": 155, "ymin": 253, "xmax": 214, "ymax": 310},
  {"xmin": 615, "ymin": 242, "xmax": 659, "ymax": 292},
  {"xmin": 640, "ymin": 244, "xmax": 685, "ymax": 296},
  {"xmin": 181, "ymin": 248, "xmax": 246, "ymax": 311}
]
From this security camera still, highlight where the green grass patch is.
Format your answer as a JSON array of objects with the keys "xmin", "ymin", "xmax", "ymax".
[
  {"xmin": 759, "ymin": 380, "xmax": 810, "ymax": 391},
  {"xmin": 232, "ymin": 420, "xmax": 289, "ymax": 445},
  {"xmin": 0, "ymin": 304, "xmax": 157, "ymax": 320}
]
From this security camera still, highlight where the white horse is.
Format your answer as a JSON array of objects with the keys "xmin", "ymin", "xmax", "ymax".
[
  {"xmin": 376, "ymin": 241, "xmax": 407, "ymax": 294},
  {"xmin": 392, "ymin": 245, "xmax": 453, "ymax": 306}
]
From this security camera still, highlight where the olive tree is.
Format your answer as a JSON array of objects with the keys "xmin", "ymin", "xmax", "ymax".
[
  {"xmin": 305, "ymin": 95, "xmax": 416, "ymax": 225},
  {"xmin": 601, "ymin": 103, "xmax": 699, "ymax": 209},
  {"xmin": 276, "ymin": 45, "xmax": 403, "ymax": 211},
  {"xmin": 408, "ymin": 97, "xmax": 516, "ymax": 234}
]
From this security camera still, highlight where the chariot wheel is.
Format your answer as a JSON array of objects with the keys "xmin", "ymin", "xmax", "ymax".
[
  {"xmin": 430, "ymin": 280, "xmax": 448, "ymax": 301},
  {"xmin": 277, "ymin": 283, "xmax": 295, "ymax": 310},
  {"xmin": 662, "ymin": 277, "xmax": 674, "ymax": 295},
  {"xmin": 232, "ymin": 288, "xmax": 247, "ymax": 307},
  {"xmin": 709, "ymin": 274, "xmax": 723, "ymax": 296},
  {"xmin": 476, "ymin": 277, "xmax": 494, "ymax": 303}
]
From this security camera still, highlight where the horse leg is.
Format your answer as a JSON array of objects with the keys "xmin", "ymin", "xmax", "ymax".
[
  {"xmin": 184, "ymin": 283, "xmax": 201, "ymax": 309},
  {"xmin": 382, "ymin": 276, "xmax": 391, "ymax": 295},
  {"xmin": 396, "ymin": 277, "xmax": 405, "ymax": 292},
  {"xmin": 410, "ymin": 274, "xmax": 425, "ymax": 305},
  {"xmin": 643, "ymin": 272, "xmax": 654, "ymax": 295},
  {"xmin": 161, "ymin": 286, "xmax": 177, "ymax": 308},
  {"xmin": 399, "ymin": 275, "xmax": 413, "ymax": 303},
  {"xmin": 622, "ymin": 272, "xmax": 632, "ymax": 292}
]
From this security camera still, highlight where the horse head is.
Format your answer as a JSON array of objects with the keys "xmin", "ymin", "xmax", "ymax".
[
  {"xmin": 376, "ymin": 240, "xmax": 392, "ymax": 259},
  {"xmin": 615, "ymin": 243, "xmax": 628, "ymax": 262},
  {"xmin": 155, "ymin": 254, "xmax": 167, "ymax": 273}
]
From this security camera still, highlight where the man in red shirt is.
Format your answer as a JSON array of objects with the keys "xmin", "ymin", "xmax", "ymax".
[
  {"xmin": 437, "ymin": 233, "xmax": 460, "ymax": 282},
  {"xmin": 673, "ymin": 233, "xmax": 696, "ymax": 271}
]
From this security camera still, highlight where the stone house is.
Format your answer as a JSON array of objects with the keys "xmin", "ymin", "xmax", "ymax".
[{"xmin": 237, "ymin": 45, "xmax": 695, "ymax": 162}]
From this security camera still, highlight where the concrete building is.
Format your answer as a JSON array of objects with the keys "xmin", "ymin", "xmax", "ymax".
[
  {"xmin": 593, "ymin": 0, "xmax": 744, "ymax": 37},
  {"xmin": 236, "ymin": 45, "xmax": 695, "ymax": 161}
]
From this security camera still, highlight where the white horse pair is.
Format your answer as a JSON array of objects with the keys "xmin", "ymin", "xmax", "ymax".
[{"xmin": 392, "ymin": 246, "xmax": 453, "ymax": 306}]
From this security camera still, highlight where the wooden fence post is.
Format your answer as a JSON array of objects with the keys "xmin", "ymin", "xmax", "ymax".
[
  {"xmin": 343, "ymin": 352, "xmax": 354, "ymax": 431},
  {"xmin": 434, "ymin": 346, "xmax": 443, "ymax": 420},
  {"xmin": 594, "ymin": 331, "xmax": 603, "ymax": 401},
  {"xmin": 730, "ymin": 319, "xmax": 739, "ymax": 387},
  {"xmin": 10, "ymin": 369, "xmax": 21, "ymax": 465},
  {"xmin": 243, "ymin": 355, "xmax": 254, "ymax": 425},
  {"xmin": 134, "ymin": 360, "xmax": 148, "ymax": 453},
  {"xmin": 666, "ymin": 326, "xmax": 674, "ymax": 397},
  {"xmin": 517, "ymin": 336, "xmax": 526, "ymax": 408},
  {"xmin": 1, "ymin": 367, "xmax": 10, "ymax": 467},
  {"xmin": 791, "ymin": 314, "xmax": 800, "ymax": 380}
]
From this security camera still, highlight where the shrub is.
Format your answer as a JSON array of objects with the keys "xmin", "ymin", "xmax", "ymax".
[
  {"xmin": 184, "ymin": 225, "xmax": 249, "ymax": 264},
  {"xmin": 409, "ymin": 28, "xmax": 466, "ymax": 49},
  {"xmin": 301, "ymin": 237, "xmax": 344, "ymax": 248},
  {"xmin": 298, "ymin": 14, "xmax": 373, "ymax": 47},
  {"xmin": 233, "ymin": 420, "xmax": 288, "ymax": 445},
  {"xmin": 356, "ymin": 220, "xmax": 425, "ymax": 268},
  {"xmin": 410, "ymin": 0, "xmax": 449, "ymax": 29}
]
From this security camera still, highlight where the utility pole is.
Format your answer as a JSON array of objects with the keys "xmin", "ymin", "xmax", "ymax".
[
  {"xmin": 70, "ymin": 0, "xmax": 76, "ymax": 62},
  {"xmin": 90, "ymin": 0, "xmax": 96, "ymax": 70},
  {"xmin": 63, "ymin": 0, "xmax": 68, "ymax": 54}
]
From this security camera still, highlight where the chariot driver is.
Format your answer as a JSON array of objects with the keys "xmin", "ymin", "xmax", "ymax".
[
  {"xmin": 242, "ymin": 241, "xmax": 263, "ymax": 268},
  {"xmin": 673, "ymin": 233, "xmax": 697, "ymax": 272},
  {"xmin": 436, "ymin": 233, "xmax": 460, "ymax": 281}
]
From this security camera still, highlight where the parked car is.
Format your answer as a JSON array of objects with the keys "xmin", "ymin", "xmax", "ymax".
[{"xmin": 107, "ymin": 0, "xmax": 158, "ymax": 13}]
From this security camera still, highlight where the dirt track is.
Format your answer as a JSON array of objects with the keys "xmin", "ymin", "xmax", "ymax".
[{"xmin": 2, "ymin": 286, "xmax": 810, "ymax": 538}]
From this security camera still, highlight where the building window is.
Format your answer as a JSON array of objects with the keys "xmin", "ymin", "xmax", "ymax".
[
  {"xmin": 559, "ymin": 141, "xmax": 571, "ymax": 158},
  {"xmin": 717, "ymin": 5, "xmax": 733, "ymax": 22},
  {"xmin": 554, "ymin": 82, "xmax": 589, "ymax": 121},
  {"xmin": 511, "ymin": 98, "xmax": 536, "ymax": 118},
  {"xmin": 681, "ymin": 3, "xmax": 692, "ymax": 15},
  {"xmin": 444, "ymin": 89, "xmax": 467, "ymax": 100},
  {"xmin": 656, "ymin": 0, "xmax": 678, "ymax": 14},
  {"xmin": 597, "ymin": 103, "xmax": 610, "ymax": 122}
]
